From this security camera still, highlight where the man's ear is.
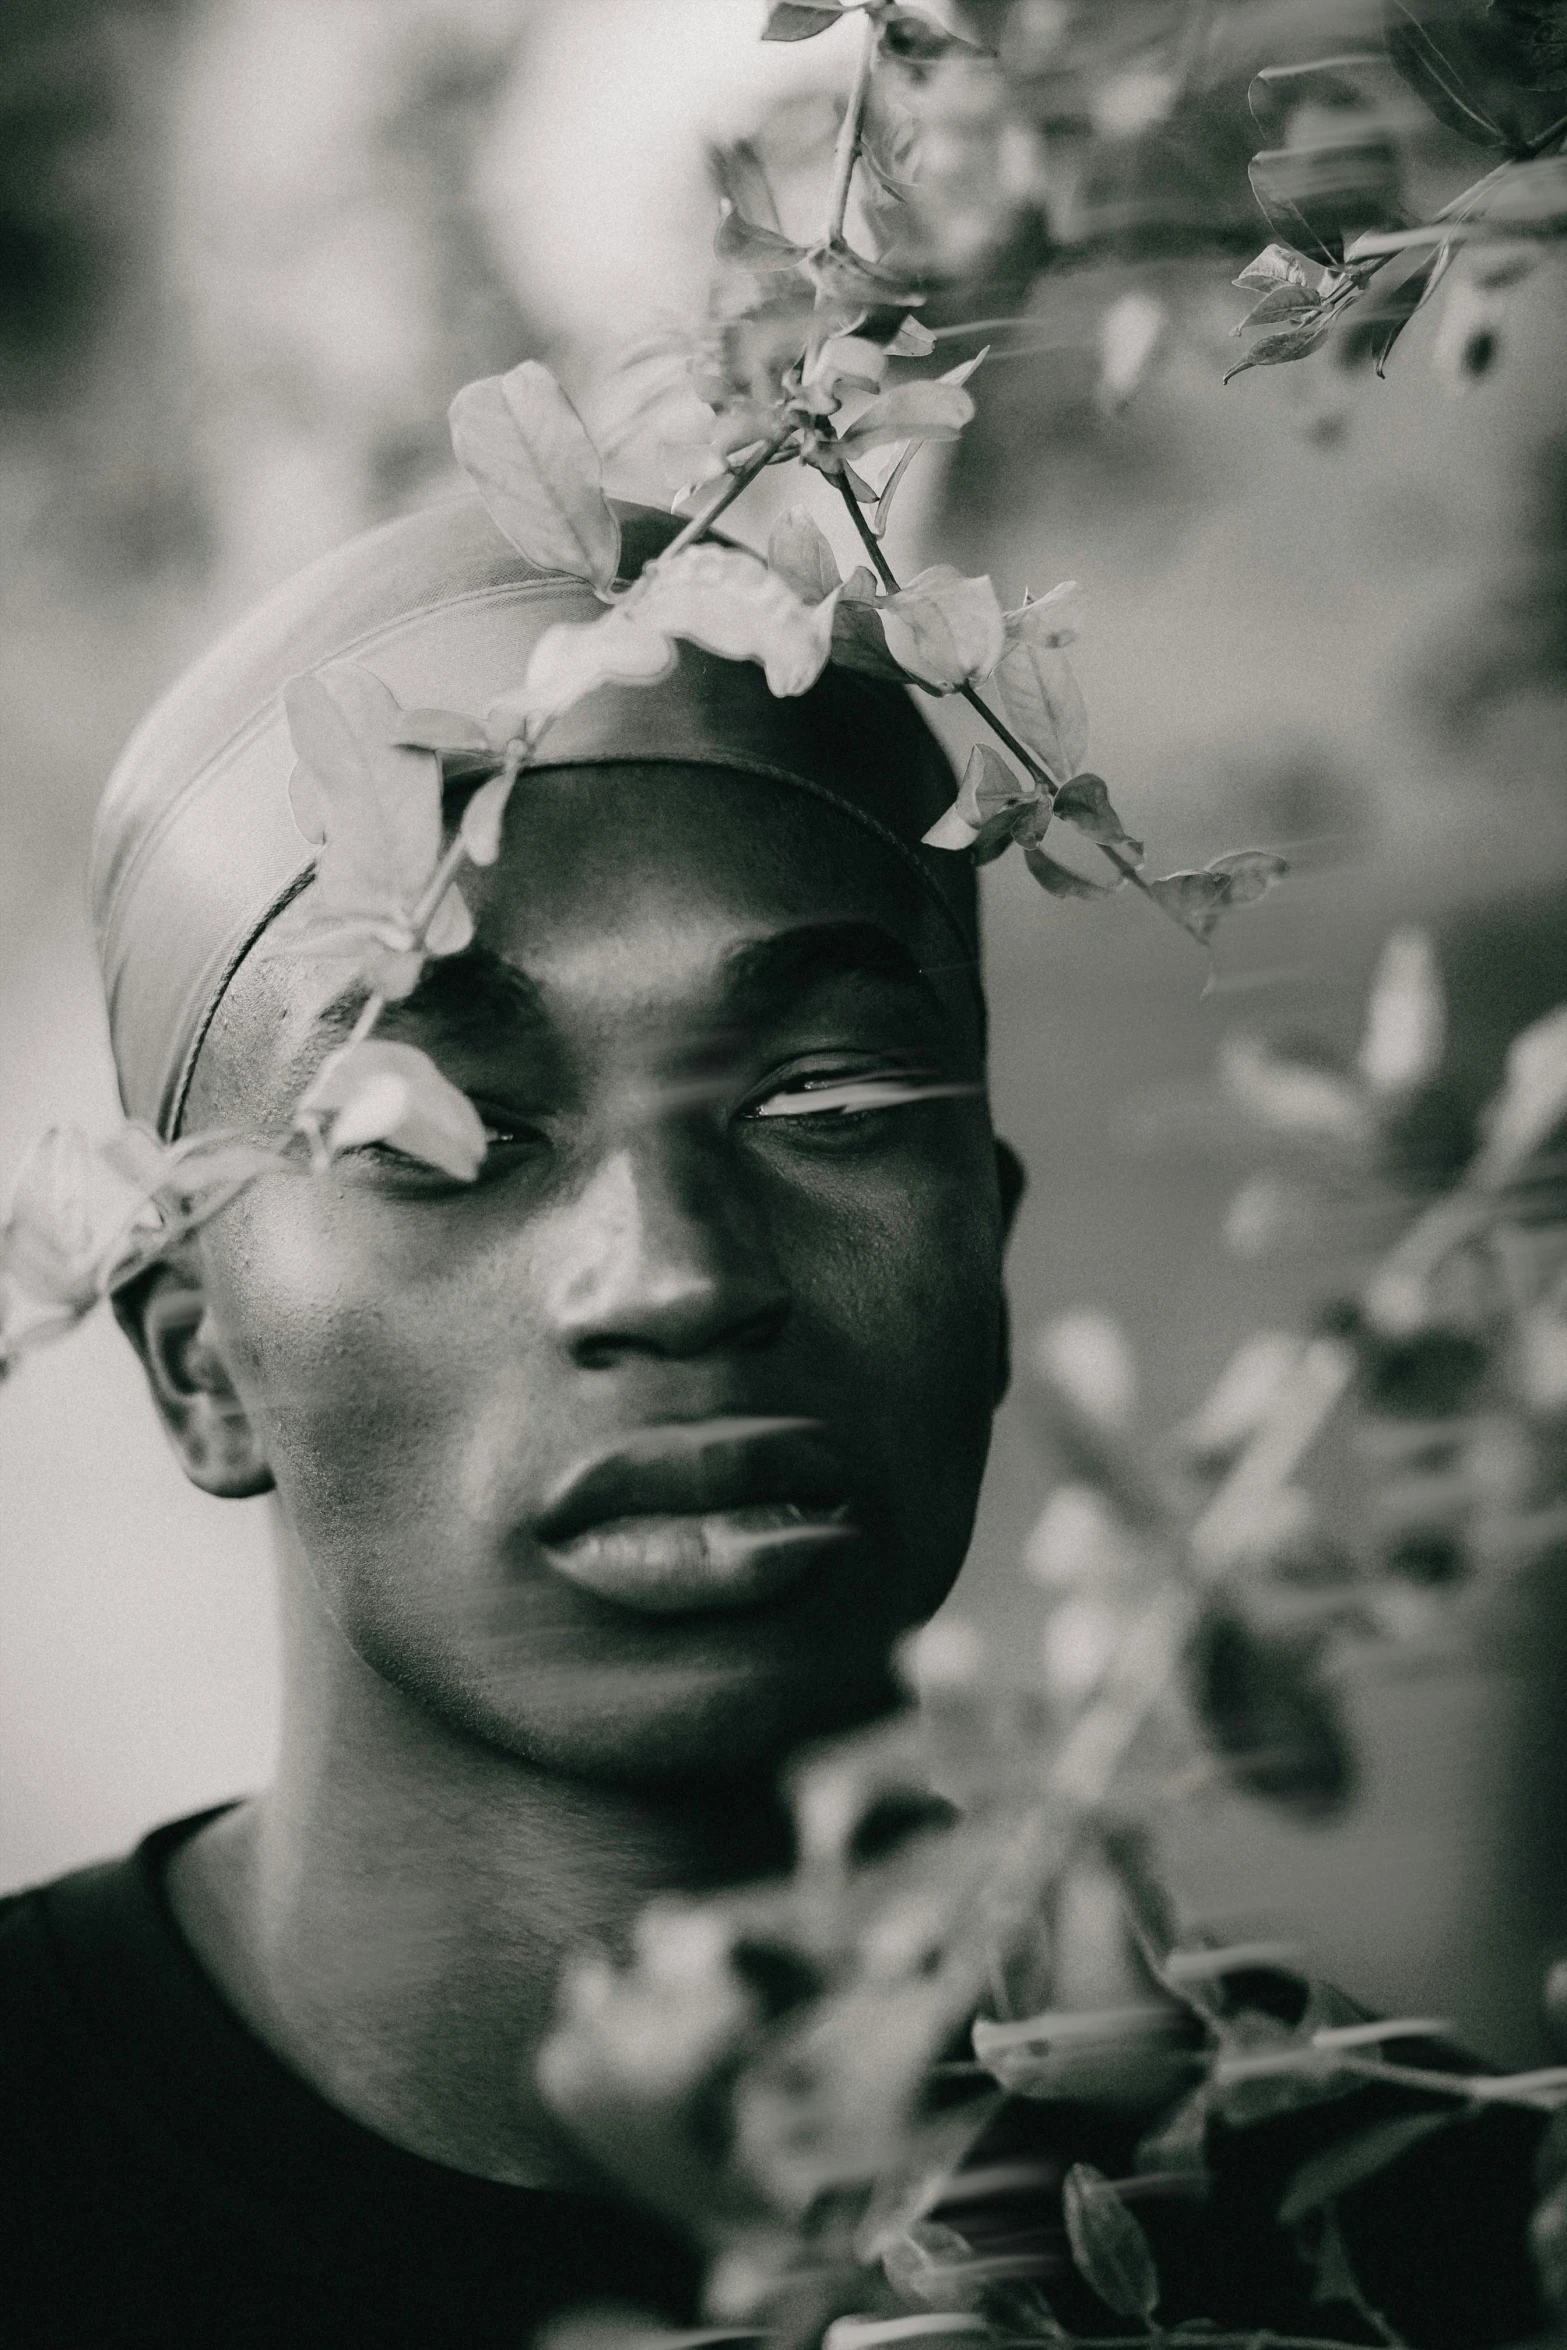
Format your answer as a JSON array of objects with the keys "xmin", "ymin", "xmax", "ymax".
[
  {"xmin": 113, "ymin": 1266, "xmax": 273, "ymax": 1499},
  {"xmin": 993, "ymin": 1138, "xmax": 1026, "ymax": 1405}
]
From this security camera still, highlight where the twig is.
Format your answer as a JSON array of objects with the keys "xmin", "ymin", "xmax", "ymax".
[
  {"xmin": 833, "ymin": 475, "xmax": 1172, "ymax": 917},
  {"xmin": 347, "ymin": 992, "xmax": 385, "ymax": 1049},
  {"xmin": 837, "ymin": 473, "xmax": 900, "ymax": 588},
  {"xmin": 825, "ymin": 6, "xmax": 879, "ymax": 247},
  {"xmin": 655, "ymin": 425, "xmax": 800, "ymax": 569}
]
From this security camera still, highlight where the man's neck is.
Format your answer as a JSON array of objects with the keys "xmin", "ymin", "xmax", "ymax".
[{"xmin": 166, "ymin": 1564, "xmax": 791, "ymax": 2188}]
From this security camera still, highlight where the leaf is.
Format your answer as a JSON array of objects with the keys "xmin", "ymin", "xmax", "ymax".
[
  {"xmin": 830, "ymin": 590, "xmax": 909, "ymax": 682},
  {"xmin": 449, "ymin": 363, "xmax": 621, "ymax": 591},
  {"xmin": 1003, "ymin": 581, "xmax": 1081, "ymax": 650},
  {"xmin": 1339, "ymin": 248, "xmax": 1451, "ymax": 375},
  {"xmin": 1242, "ymin": 282, "xmax": 1322, "ymax": 326},
  {"xmin": 488, "ymin": 610, "xmax": 677, "ymax": 747},
  {"xmin": 807, "ymin": 240, "xmax": 928, "ymax": 312},
  {"xmin": 985, "ymin": 795, "xmax": 1051, "ymax": 862},
  {"xmin": 1474, "ymin": 1002, "xmax": 1567, "ymax": 1186},
  {"xmin": 1278, "ymin": 2110, "xmax": 1458, "ymax": 2228},
  {"xmin": 761, "ymin": 0, "xmax": 844, "ymax": 38},
  {"xmin": 297, "ymin": 1040, "xmax": 487, "ymax": 1182},
  {"xmin": 1305, "ymin": 2205, "xmax": 1386, "ymax": 2332},
  {"xmin": 1148, "ymin": 870, "xmax": 1228, "ymax": 942},
  {"xmin": 922, "ymin": 744, "xmax": 1037, "ymax": 851},
  {"xmin": 0, "ymin": 1127, "xmax": 106, "ymax": 1320},
  {"xmin": 886, "ymin": 315, "xmax": 937, "ymax": 357},
  {"xmin": 768, "ymin": 508, "xmax": 843, "ymax": 605},
  {"xmin": 1135, "ymin": 2086, "xmax": 1212, "ymax": 2181},
  {"xmin": 972, "ymin": 2007, "xmax": 1190, "ymax": 2105},
  {"xmin": 1025, "ymin": 845, "xmax": 1120, "ymax": 900},
  {"xmin": 862, "ymin": 101, "xmax": 921, "ymax": 195},
  {"xmin": 1358, "ymin": 928, "xmax": 1446, "ymax": 1095},
  {"xmin": 836, "ymin": 379, "xmax": 975, "ymax": 456},
  {"xmin": 883, "ymin": 2220, "xmax": 986, "ymax": 2313},
  {"xmin": 1188, "ymin": 1606, "xmax": 1355, "ymax": 1820},
  {"xmin": 283, "ymin": 663, "xmax": 390, "ymax": 840},
  {"xmin": 714, "ymin": 201, "xmax": 809, "ymax": 273},
  {"xmin": 878, "ymin": 5, "xmax": 991, "ymax": 62},
  {"xmin": 940, "ymin": 348, "xmax": 988, "ymax": 391},
  {"xmin": 1150, "ymin": 852, "xmax": 1287, "ymax": 944},
  {"xmin": 799, "ymin": 334, "xmax": 889, "ymax": 412},
  {"xmin": 392, "ymin": 708, "xmax": 491, "ymax": 756},
  {"xmin": 957, "ymin": 742, "xmax": 1035, "ymax": 825},
  {"xmin": 104, "ymin": 1126, "xmax": 285, "ymax": 1217},
  {"xmin": 1384, "ymin": 0, "xmax": 1511, "ymax": 145},
  {"xmin": 1098, "ymin": 292, "xmax": 1167, "ymax": 410},
  {"xmin": 1218, "ymin": 1033, "xmax": 1371, "ymax": 1146},
  {"xmin": 459, "ymin": 773, "xmax": 516, "ymax": 868},
  {"xmin": 637, "ymin": 545, "xmax": 838, "ymax": 697},
  {"xmin": 1234, "ymin": 241, "xmax": 1328, "ymax": 295},
  {"xmin": 873, "ymin": 443, "xmax": 921, "ymax": 537},
  {"xmin": 1225, "ymin": 312, "xmax": 1338, "ymax": 380},
  {"xmin": 880, "ymin": 567, "xmax": 1005, "ymax": 690},
  {"xmin": 278, "ymin": 665, "xmax": 470, "ymax": 998},
  {"xmin": 1061, "ymin": 2164, "xmax": 1160, "ymax": 2323},
  {"xmin": 1210, "ymin": 848, "xmax": 1290, "ymax": 905},
  {"xmin": 1490, "ymin": 0, "xmax": 1567, "ymax": 93},
  {"xmin": 1249, "ymin": 134, "xmax": 1402, "ymax": 264},
  {"xmin": 1055, "ymin": 774, "xmax": 1143, "ymax": 862},
  {"xmin": 994, "ymin": 636, "xmax": 1088, "ymax": 780},
  {"xmin": 1249, "ymin": 53, "xmax": 1389, "ymax": 142}
]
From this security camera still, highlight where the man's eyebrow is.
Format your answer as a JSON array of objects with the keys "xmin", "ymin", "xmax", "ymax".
[
  {"xmin": 311, "ymin": 948, "xmax": 548, "ymax": 1053},
  {"xmin": 720, "ymin": 921, "xmax": 949, "ymax": 1025}
]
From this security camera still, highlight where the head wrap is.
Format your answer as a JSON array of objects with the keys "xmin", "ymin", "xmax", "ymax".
[{"xmin": 91, "ymin": 495, "xmax": 978, "ymax": 1137}]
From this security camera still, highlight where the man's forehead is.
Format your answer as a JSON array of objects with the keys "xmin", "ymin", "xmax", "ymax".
[{"xmin": 310, "ymin": 920, "xmax": 950, "ymax": 1058}]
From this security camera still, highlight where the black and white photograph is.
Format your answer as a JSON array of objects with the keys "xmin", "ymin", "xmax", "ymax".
[{"xmin": 3, "ymin": 2, "xmax": 1567, "ymax": 2343}]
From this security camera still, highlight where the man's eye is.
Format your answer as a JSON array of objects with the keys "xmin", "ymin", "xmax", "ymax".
[{"xmin": 747, "ymin": 1072, "xmax": 978, "ymax": 1121}]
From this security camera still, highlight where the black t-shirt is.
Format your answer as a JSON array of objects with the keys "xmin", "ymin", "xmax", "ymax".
[
  {"xmin": 0, "ymin": 1812, "xmax": 703, "ymax": 2348},
  {"xmin": 0, "ymin": 1811, "xmax": 1552, "ymax": 2350}
]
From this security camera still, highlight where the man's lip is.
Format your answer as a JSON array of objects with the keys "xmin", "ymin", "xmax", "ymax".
[
  {"xmin": 533, "ymin": 1416, "xmax": 852, "ymax": 1549},
  {"xmin": 538, "ymin": 1504, "xmax": 855, "ymax": 1616}
]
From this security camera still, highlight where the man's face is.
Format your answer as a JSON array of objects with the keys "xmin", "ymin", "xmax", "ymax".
[{"xmin": 176, "ymin": 764, "xmax": 1014, "ymax": 1784}]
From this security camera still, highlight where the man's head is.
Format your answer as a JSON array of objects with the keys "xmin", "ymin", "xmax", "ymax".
[{"xmin": 96, "ymin": 498, "xmax": 1022, "ymax": 1787}]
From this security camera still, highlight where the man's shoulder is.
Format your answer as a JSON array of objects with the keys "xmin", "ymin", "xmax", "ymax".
[{"xmin": 0, "ymin": 1852, "xmax": 131, "ymax": 2073}]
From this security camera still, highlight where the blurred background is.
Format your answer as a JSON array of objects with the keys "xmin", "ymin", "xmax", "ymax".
[{"xmin": 2, "ymin": 0, "xmax": 1565, "ymax": 2056}]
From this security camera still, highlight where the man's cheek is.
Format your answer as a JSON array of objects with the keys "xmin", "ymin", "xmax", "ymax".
[
  {"xmin": 202, "ymin": 1201, "xmax": 481, "ymax": 1514},
  {"xmin": 815, "ymin": 1168, "xmax": 998, "ymax": 1386}
]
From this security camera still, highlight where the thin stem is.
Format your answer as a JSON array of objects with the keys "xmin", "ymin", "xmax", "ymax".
[
  {"xmin": 409, "ymin": 831, "xmax": 473, "ymax": 938},
  {"xmin": 1521, "ymin": 108, "xmax": 1567, "ymax": 159},
  {"xmin": 347, "ymin": 992, "xmax": 385, "ymax": 1049},
  {"xmin": 834, "ymin": 473, "xmax": 1172, "ymax": 914},
  {"xmin": 652, "ymin": 425, "xmax": 799, "ymax": 570},
  {"xmin": 837, "ymin": 472, "xmax": 898, "ymax": 589},
  {"xmin": 825, "ymin": 6, "xmax": 878, "ymax": 247},
  {"xmin": 957, "ymin": 683, "xmax": 1054, "ymax": 791}
]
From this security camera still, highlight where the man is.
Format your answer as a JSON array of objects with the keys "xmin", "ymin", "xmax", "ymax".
[
  {"xmin": 2, "ymin": 491, "xmax": 1025, "ymax": 2345},
  {"xmin": 0, "ymin": 493, "xmax": 1547, "ymax": 2349}
]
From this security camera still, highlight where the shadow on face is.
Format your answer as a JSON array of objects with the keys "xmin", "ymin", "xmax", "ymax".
[{"xmin": 139, "ymin": 763, "xmax": 1020, "ymax": 1787}]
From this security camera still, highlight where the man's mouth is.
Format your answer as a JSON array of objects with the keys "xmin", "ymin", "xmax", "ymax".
[{"xmin": 534, "ymin": 1417, "xmax": 858, "ymax": 1615}]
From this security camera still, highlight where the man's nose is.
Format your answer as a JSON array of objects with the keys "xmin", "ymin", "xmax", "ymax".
[{"xmin": 542, "ymin": 1139, "xmax": 790, "ymax": 1367}]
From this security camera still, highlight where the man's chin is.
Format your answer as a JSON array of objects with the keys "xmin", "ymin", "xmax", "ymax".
[{"xmin": 465, "ymin": 1644, "xmax": 906, "ymax": 1792}]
